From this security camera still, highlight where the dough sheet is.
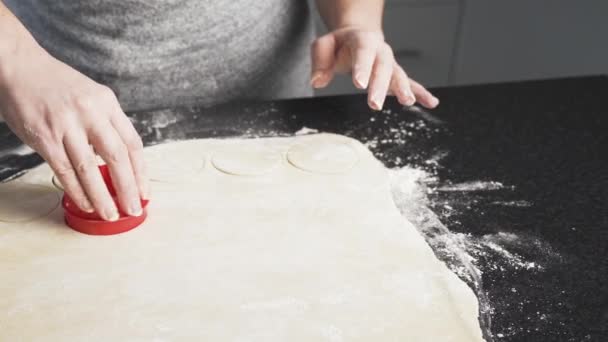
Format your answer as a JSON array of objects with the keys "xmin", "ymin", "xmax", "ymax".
[{"xmin": 0, "ymin": 134, "xmax": 483, "ymax": 341}]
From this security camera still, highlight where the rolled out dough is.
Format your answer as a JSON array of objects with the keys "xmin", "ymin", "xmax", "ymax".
[
  {"xmin": 287, "ymin": 135, "xmax": 359, "ymax": 174},
  {"xmin": 0, "ymin": 134, "xmax": 483, "ymax": 341},
  {"xmin": 212, "ymin": 142, "xmax": 283, "ymax": 176},
  {"xmin": 0, "ymin": 183, "xmax": 59, "ymax": 223},
  {"xmin": 144, "ymin": 141, "xmax": 206, "ymax": 183}
]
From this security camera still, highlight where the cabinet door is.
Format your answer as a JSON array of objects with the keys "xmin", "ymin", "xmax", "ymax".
[
  {"xmin": 384, "ymin": 3, "xmax": 460, "ymax": 86},
  {"xmin": 453, "ymin": 1, "xmax": 608, "ymax": 85},
  {"xmin": 314, "ymin": 2, "xmax": 461, "ymax": 96}
]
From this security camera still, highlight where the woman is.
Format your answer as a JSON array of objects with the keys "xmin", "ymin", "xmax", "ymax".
[{"xmin": 0, "ymin": 0, "xmax": 438, "ymax": 221}]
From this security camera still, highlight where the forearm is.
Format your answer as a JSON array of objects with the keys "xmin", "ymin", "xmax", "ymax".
[
  {"xmin": 315, "ymin": 0, "xmax": 384, "ymax": 31},
  {"xmin": 0, "ymin": 1, "xmax": 40, "ymax": 81}
]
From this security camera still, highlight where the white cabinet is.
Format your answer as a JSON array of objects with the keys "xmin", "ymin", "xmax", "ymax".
[
  {"xmin": 452, "ymin": 0, "xmax": 608, "ymax": 85},
  {"xmin": 311, "ymin": 1, "xmax": 607, "ymax": 95},
  {"xmin": 384, "ymin": 3, "xmax": 460, "ymax": 86},
  {"xmin": 313, "ymin": 0, "xmax": 461, "ymax": 96}
]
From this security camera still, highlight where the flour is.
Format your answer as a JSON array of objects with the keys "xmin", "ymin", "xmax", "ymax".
[
  {"xmin": 388, "ymin": 168, "xmax": 491, "ymax": 328},
  {"xmin": 489, "ymin": 200, "xmax": 533, "ymax": 208},
  {"xmin": 0, "ymin": 144, "xmax": 37, "ymax": 183},
  {"xmin": 135, "ymin": 109, "xmax": 182, "ymax": 142},
  {"xmin": 0, "ymin": 137, "xmax": 36, "ymax": 170},
  {"xmin": 388, "ymin": 161, "xmax": 561, "ymax": 342},
  {"xmin": 1, "ymin": 144, "xmax": 34, "ymax": 156},
  {"xmin": 294, "ymin": 127, "xmax": 319, "ymax": 135},
  {"xmin": 438, "ymin": 181, "xmax": 511, "ymax": 192},
  {"xmin": 362, "ymin": 119, "xmax": 429, "ymax": 152}
]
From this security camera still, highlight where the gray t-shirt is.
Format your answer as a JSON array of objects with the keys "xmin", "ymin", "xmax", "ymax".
[{"xmin": 5, "ymin": 0, "xmax": 314, "ymax": 111}]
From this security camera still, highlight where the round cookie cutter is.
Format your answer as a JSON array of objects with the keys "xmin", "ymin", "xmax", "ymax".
[{"xmin": 62, "ymin": 165, "xmax": 149, "ymax": 235}]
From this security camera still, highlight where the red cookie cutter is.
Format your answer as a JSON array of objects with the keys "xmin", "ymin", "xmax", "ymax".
[{"xmin": 62, "ymin": 165, "xmax": 149, "ymax": 235}]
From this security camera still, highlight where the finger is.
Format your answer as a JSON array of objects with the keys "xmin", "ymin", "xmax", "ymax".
[
  {"xmin": 390, "ymin": 64, "xmax": 416, "ymax": 106},
  {"xmin": 111, "ymin": 112, "xmax": 149, "ymax": 200},
  {"xmin": 310, "ymin": 34, "xmax": 336, "ymax": 88},
  {"xmin": 63, "ymin": 132, "xmax": 119, "ymax": 221},
  {"xmin": 90, "ymin": 125, "xmax": 142, "ymax": 217},
  {"xmin": 351, "ymin": 42, "xmax": 376, "ymax": 89},
  {"xmin": 367, "ymin": 45, "xmax": 394, "ymax": 111},
  {"xmin": 42, "ymin": 144, "xmax": 94, "ymax": 214},
  {"xmin": 410, "ymin": 78, "xmax": 440, "ymax": 108}
]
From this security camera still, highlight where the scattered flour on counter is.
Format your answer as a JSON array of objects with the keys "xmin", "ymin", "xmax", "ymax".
[
  {"xmin": 0, "ymin": 144, "xmax": 35, "ymax": 158},
  {"xmin": 0, "ymin": 166, "xmax": 17, "ymax": 176},
  {"xmin": 138, "ymin": 109, "xmax": 180, "ymax": 130},
  {"xmin": 438, "ymin": 181, "xmax": 512, "ymax": 192},
  {"xmin": 388, "ymin": 163, "xmax": 560, "ymax": 342},
  {"xmin": 389, "ymin": 167, "xmax": 493, "ymax": 338},
  {"xmin": 489, "ymin": 200, "xmax": 533, "ymax": 208},
  {"xmin": 0, "ymin": 142, "xmax": 37, "ymax": 182},
  {"xmin": 362, "ymin": 120, "xmax": 428, "ymax": 150},
  {"xmin": 294, "ymin": 127, "xmax": 319, "ymax": 135},
  {"xmin": 8, "ymin": 145, "xmax": 34, "ymax": 156}
]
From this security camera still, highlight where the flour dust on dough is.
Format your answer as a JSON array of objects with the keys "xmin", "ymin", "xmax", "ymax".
[
  {"xmin": 287, "ymin": 135, "xmax": 359, "ymax": 174},
  {"xmin": 0, "ymin": 133, "xmax": 484, "ymax": 341},
  {"xmin": 144, "ymin": 141, "xmax": 206, "ymax": 183},
  {"xmin": 0, "ymin": 183, "xmax": 59, "ymax": 223}
]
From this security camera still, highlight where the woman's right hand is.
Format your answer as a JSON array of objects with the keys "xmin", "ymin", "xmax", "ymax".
[{"xmin": 0, "ymin": 43, "xmax": 148, "ymax": 221}]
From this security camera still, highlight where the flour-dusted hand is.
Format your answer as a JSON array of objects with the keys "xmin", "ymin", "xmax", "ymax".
[
  {"xmin": 310, "ymin": 26, "xmax": 439, "ymax": 111},
  {"xmin": 0, "ymin": 33, "xmax": 148, "ymax": 221}
]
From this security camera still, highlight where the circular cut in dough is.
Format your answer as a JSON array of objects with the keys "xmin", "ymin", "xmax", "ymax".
[
  {"xmin": 144, "ymin": 143, "xmax": 206, "ymax": 183},
  {"xmin": 211, "ymin": 144, "xmax": 283, "ymax": 176},
  {"xmin": 287, "ymin": 137, "xmax": 359, "ymax": 174},
  {"xmin": 0, "ymin": 183, "xmax": 60, "ymax": 223}
]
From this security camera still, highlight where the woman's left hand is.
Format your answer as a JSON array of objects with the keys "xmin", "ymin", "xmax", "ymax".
[{"xmin": 310, "ymin": 26, "xmax": 439, "ymax": 110}]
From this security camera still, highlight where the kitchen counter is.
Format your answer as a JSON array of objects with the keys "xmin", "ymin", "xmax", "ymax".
[{"xmin": 1, "ymin": 76, "xmax": 606, "ymax": 341}]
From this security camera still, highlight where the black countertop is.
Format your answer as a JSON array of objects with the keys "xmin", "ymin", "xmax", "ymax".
[{"xmin": 1, "ymin": 76, "xmax": 606, "ymax": 341}]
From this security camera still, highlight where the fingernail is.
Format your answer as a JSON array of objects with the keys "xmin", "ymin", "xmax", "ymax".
[
  {"xmin": 355, "ymin": 73, "xmax": 368, "ymax": 89},
  {"xmin": 130, "ymin": 201, "xmax": 143, "ymax": 217},
  {"xmin": 370, "ymin": 93, "xmax": 384, "ymax": 110},
  {"xmin": 406, "ymin": 96, "xmax": 416, "ymax": 106},
  {"xmin": 310, "ymin": 71, "xmax": 323, "ymax": 87},
  {"xmin": 81, "ymin": 200, "xmax": 94, "ymax": 213},
  {"xmin": 431, "ymin": 97, "xmax": 440, "ymax": 107},
  {"xmin": 401, "ymin": 90, "xmax": 416, "ymax": 106},
  {"xmin": 105, "ymin": 207, "xmax": 119, "ymax": 222}
]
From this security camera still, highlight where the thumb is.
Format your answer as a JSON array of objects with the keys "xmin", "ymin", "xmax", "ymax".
[{"xmin": 310, "ymin": 33, "xmax": 336, "ymax": 89}]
